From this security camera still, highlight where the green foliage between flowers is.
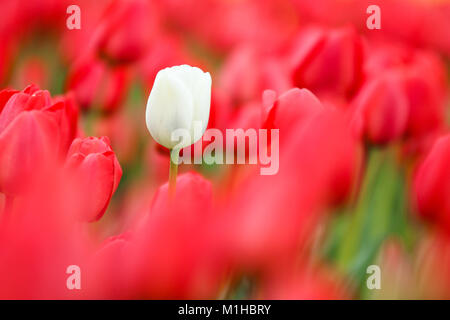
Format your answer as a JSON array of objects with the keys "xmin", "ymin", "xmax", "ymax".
[{"xmin": 322, "ymin": 146, "xmax": 419, "ymax": 298}]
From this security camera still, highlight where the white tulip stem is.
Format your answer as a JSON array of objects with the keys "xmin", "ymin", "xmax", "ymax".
[{"xmin": 169, "ymin": 148, "xmax": 180, "ymax": 198}]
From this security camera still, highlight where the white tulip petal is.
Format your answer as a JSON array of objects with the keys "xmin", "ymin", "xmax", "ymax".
[
  {"xmin": 145, "ymin": 64, "xmax": 212, "ymax": 149},
  {"xmin": 146, "ymin": 70, "xmax": 194, "ymax": 149}
]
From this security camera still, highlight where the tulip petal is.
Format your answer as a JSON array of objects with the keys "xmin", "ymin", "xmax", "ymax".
[
  {"xmin": 0, "ymin": 110, "xmax": 60, "ymax": 194},
  {"xmin": 146, "ymin": 69, "xmax": 194, "ymax": 149},
  {"xmin": 77, "ymin": 153, "xmax": 116, "ymax": 222},
  {"xmin": 166, "ymin": 65, "xmax": 212, "ymax": 142}
]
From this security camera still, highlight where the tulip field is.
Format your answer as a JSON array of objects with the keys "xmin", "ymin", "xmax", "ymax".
[{"xmin": 0, "ymin": 0, "xmax": 449, "ymax": 300}]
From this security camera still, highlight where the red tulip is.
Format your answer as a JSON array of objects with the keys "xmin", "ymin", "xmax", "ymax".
[
  {"xmin": 65, "ymin": 136, "xmax": 122, "ymax": 222},
  {"xmin": 159, "ymin": 0, "xmax": 296, "ymax": 52},
  {"xmin": 403, "ymin": 53, "xmax": 447, "ymax": 139},
  {"xmin": 219, "ymin": 46, "xmax": 291, "ymax": 106},
  {"xmin": 291, "ymin": 0, "xmax": 450, "ymax": 57},
  {"xmin": 225, "ymin": 108, "xmax": 361, "ymax": 273},
  {"xmin": 66, "ymin": 56, "xmax": 129, "ymax": 112},
  {"xmin": 263, "ymin": 88, "xmax": 324, "ymax": 134},
  {"xmin": 364, "ymin": 43, "xmax": 447, "ymax": 141},
  {"xmin": 60, "ymin": 0, "xmax": 111, "ymax": 64},
  {"xmin": 352, "ymin": 71, "xmax": 409, "ymax": 144},
  {"xmin": 128, "ymin": 172, "xmax": 225, "ymax": 298},
  {"xmin": 86, "ymin": 232, "xmax": 134, "ymax": 299},
  {"xmin": 413, "ymin": 134, "xmax": 450, "ymax": 232},
  {"xmin": 289, "ymin": 26, "xmax": 364, "ymax": 99},
  {"xmin": 95, "ymin": 0, "xmax": 160, "ymax": 64},
  {"xmin": 0, "ymin": 165, "xmax": 93, "ymax": 299},
  {"xmin": 0, "ymin": 85, "xmax": 74, "ymax": 195},
  {"xmin": 51, "ymin": 93, "xmax": 80, "ymax": 153}
]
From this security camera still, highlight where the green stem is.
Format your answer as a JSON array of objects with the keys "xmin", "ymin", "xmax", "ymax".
[
  {"xmin": 336, "ymin": 147, "xmax": 384, "ymax": 270},
  {"xmin": 169, "ymin": 148, "xmax": 180, "ymax": 198}
]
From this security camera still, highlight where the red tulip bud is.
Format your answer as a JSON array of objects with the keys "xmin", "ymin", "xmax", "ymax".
[
  {"xmin": 0, "ymin": 85, "xmax": 67, "ymax": 195},
  {"xmin": 95, "ymin": 0, "xmax": 160, "ymax": 64},
  {"xmin": 66, "ymin": 136, "xmax": 122, "ymax": 222},
  {"xmin": 414, "ymin": 134, "xmax": 450, "ymax": 232},
  {"xmin": 353, "ymin": 72, "xmax": 409, "ymax": 144},
  {"xmin": 129, "ymin": 172, "xmax": 223, "ymax": 298},
  {"xmin": 290, "ymin": 26, "xmax": 364, "ymax": 99},
  {"xmin": 66, "ymin": 57, "xmax": 129, "ymax": 112},
  {"xmin": 263, "ymin": 88, "xmax": 324, "ymax": 133}
]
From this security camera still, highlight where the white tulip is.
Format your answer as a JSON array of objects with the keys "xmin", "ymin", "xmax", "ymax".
[{"xmin": 146, "ymin": 64, "xmax": 212, "ymax": 150}]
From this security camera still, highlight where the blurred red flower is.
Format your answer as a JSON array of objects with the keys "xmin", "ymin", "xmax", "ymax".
[
  {"xmin": 126, "ymin": 172, "xmax": 226, "ymax": 299},
  {"xmin": 414, "ymin": 134, "xmax": 450, "ymax": 232},
  {"xmin": 224, "ymin": 106, "xmax": 361, "ymax": 274},
  {"xmin": 351, "ymin": 43, "xmax": 447, "ymax": 147},
  {"xmin": 289, "ymin": 26, "xmax": 364, "ymax": 100},
  {"xmin": 0, "ymin": 85, "xmax": 77, "ymax": 195},
  {"xmin": 352, "ymin": 71, "xmax": 409, "ymax": 144},
  {"xmin": 95, "ymin": 0, "xmax": 160, "ymax": 64},
  {"xmin": 66, "ymin": 56, "xmax": 129, "ymax": 112},
  {"xmin": 65, "ymin": 136, "xmax": 122, "ymax": 222},
  {"xmin": 262, "ymin": 88, "xmax": 323, "ymax": 135}
]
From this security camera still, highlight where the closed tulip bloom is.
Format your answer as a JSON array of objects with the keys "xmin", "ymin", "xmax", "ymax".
[
  {"xmin": 95, "ymin": 0, "xmax": 160, "ymax": 64},
  {"xmin": 353, "ymin": 72, "xmax": 409, "ymax": 145},
  {"xmin": 289, "ymin": 26, "xmax": 364, "ymax": 99},
  {"xmin": 414, "ymin": 135, "xmax": 450, "ymax": 232},
  {"xmin": 218, "ymin": 46, "xmax": 291, "ymax": 105},
  {"xmin": 263, "ymin": 88, "xmax": 324, "ymax": 134},
  {"xmin": 365, "ymin": 44, "xmax": 447, "ymax": 141},
  {"xmin": 0, "ymin": 85, "xmax": 77, "ymax": 195},
  {"xmin": 66, "ymin": 56, "xmax": 129, "ymax": 112},
  {"xmin": 129, "ymin": 172, "xmax": 223, "ymax": 298},
  {"xmin": 146, "ymin": 65, "xmax": 212, "ymax": 150},
  {"xmin": 66, "ymin": 136, "xmax": 122, "ymax": 222}
]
